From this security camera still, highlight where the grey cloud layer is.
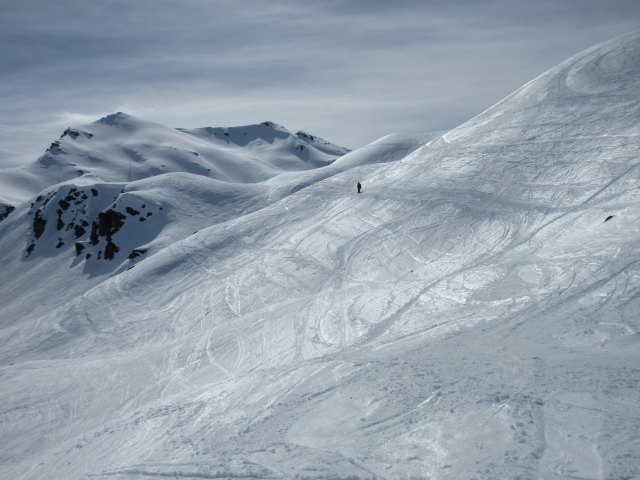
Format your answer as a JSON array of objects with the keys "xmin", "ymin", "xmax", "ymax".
[{"xmin": 1, "ymin": 0, "xmax": 639, "ymax": 168}]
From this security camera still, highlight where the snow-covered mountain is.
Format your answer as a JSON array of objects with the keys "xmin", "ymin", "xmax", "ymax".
[
  {"xmin": 0, "ymin": 115, "xmax": 357, "ymax": 276},
  {"xmin": 0, "ymin": 114, "xmax": 349, "ymax": 206},
  {"xmin": 1, "ymin": 32, "xmax": 640, "ymax": 480}
]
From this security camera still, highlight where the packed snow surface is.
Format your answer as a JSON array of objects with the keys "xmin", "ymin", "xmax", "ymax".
[{"xmin": 1, "ymin": 32, "xmax": 640, "ymax": 480}]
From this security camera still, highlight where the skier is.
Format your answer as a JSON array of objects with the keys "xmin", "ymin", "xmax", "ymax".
[{"xmin": 357, "ymin": 182, "xmax": 362, "ymax": 193}]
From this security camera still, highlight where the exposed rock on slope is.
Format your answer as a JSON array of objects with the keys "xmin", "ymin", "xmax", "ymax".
[{"xmin": 23, "ymin": 183, "xmax": 163, "ymax": 265}]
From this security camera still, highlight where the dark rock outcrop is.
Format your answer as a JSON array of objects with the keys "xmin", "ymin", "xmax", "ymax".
[
  {"xmin": 0, "ymin": 205, "xmax": 14, "ymax": 222},
  {"xmin": 33, "ymin": 210, "xmax": 46, "ymax": 239},
  {"xmin": 88, "ymin": 209, "xmax": 126, "ymax": 260},
  {"xmin": 97, "ymin": 210, "xmax": 126, "ymax": 237},
  {"xmin": 104, "ymin": 241, "xmax": 119, "ymax": 260},
  {"xmin": 74, "ymin": 225, "xmax": 86, "ymax": 238}
]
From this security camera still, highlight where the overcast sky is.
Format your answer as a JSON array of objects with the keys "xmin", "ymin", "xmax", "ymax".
[{"xmin": 1, "ymin": 0, "xmax": 639, "ymax": 169}]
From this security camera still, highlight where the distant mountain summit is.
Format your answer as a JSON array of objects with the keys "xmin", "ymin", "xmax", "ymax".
[
  {"xmin": 179, "ymin": 120, "xmax": 349, "ymax": 159},
  {"xmin": 0, "ymin": 114, "xmax": 350, "ymax": 207}
]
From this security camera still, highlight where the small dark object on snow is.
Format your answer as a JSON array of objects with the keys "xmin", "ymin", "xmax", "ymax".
[
  {"xmin": 357, "ymin": 182, "xmax": 362, "ymax": 193},
  {"xmin": 604, "ymin": 215, "xmax": 614, "ymax": 223},
  {"xmin": 128, "ymin": 248, "xmax": 147, "ymax": 259}
]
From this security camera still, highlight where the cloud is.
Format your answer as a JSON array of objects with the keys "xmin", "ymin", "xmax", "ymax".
[
  {"xmin": 1, "ymin": 0, "xmax": 640, "ymax": 168},
  {"xmin": 51, "ymin": 106, "xmax": 156, "ymax": 127}
]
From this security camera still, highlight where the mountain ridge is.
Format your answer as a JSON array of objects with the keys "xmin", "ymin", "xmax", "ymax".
[{"xmin": 0, "ymin": 114, "xmax": 350, "ymax": 207}]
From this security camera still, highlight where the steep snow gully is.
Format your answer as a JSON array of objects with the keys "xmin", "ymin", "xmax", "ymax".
[{"xmin": 2, "ymin": 32, "xmax": 640, "ymax": 480}]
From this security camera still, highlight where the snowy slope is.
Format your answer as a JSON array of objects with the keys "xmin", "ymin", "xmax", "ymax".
[
  {"xmin": 2, "ymin": 32, "xmax": 640, "ymax": 480},
  {"xmin": 0, "ymin": 115, "xmax": 355, "ymax": 286}
]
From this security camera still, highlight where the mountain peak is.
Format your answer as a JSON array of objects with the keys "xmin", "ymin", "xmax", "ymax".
[
  {"xmin": 444, "ymin": 30, "xmax": 640, "ymax": 145},
  {"xmin": 0, "ymin": 115, "xmax": 351, "ymax": 205},
  {"xmin": 96, "ymin": 111, "xmax": 134, "ymax": 126}
]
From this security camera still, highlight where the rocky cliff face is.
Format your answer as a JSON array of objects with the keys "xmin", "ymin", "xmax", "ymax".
[{"xmin": 24, "ymin": 183, "xmax": 163, "ymax": 267}]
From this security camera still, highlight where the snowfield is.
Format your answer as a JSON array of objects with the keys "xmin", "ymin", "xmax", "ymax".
[{"xmin": 1, "ymin": 32, "xmax": 640, "ymax": 480}]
